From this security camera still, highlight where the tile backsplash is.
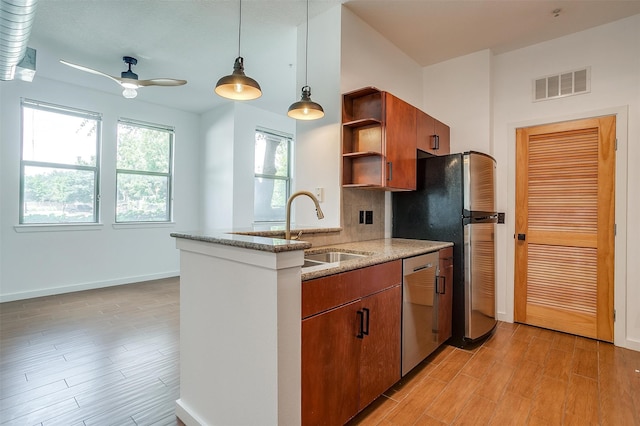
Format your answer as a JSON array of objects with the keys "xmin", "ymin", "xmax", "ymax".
[{"xmin": 301, "ymin": 188, "xmax": 385, "ymax": 247}]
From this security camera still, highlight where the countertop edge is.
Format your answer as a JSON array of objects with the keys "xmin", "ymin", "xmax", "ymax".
[
  {"xmin": 170, "ymin": 232, "xmax": 312, "ymax": 253},
  {"xmin": 301, "ymin": 239, "xmax": 453, "ymax": 281}
]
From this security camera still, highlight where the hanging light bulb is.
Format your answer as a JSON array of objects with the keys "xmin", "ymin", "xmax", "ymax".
[
  {"xmin": 288, "ymin": 86, "xmax": 324, "ymax": 120},
  {"xmin": 122, "ymin": 87, "xmax": 138, "ymax": 99},
  {"xmin": 288, "ymin": 0, "xmax": 324, "ymax": 120},
  {"xmin": 215, "ymin": 0, "xmax": 262, "ymax": 100}
]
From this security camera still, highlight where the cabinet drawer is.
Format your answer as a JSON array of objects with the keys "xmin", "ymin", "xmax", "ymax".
[
  {"xmin": 360, "ymin": 260, "xmax": 402, "ymax": 297},
  {"xmin": 302, "ymin": 269, "xmax": 361, "ymax": 319}
]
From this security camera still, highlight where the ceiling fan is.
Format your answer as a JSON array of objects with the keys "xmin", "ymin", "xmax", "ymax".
[{"xmin": 59, "ymin": 56, "xmax": 187, "ymax": 99}]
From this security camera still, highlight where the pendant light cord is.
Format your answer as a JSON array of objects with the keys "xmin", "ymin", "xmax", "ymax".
[
  {"xmin": 304, "ymin": 0, "xmax": 309, "ymax": 86},
  {"xmin": 238, "ymin": 0, "xmax": 242, "ymax": 56}
]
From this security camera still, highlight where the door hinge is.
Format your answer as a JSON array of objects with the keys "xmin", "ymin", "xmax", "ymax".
[
  {"xmin": 615, "ymin": 223, "xmax": 617, "ymax": 236},
  {"xmin": 615, "ymin": 138, "xmax": 618, "ymax": 151},
  {"xmin": 614, "ymin": 309, "xmax": 616, "ymax": 322}
]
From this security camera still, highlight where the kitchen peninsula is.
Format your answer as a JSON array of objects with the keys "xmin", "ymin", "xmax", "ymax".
[{"xmin": 171, "ymin": 230, "xmax": 451, "ymax": 425}]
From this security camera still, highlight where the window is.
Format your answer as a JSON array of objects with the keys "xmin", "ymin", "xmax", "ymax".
[
  {"xmin": 20, "ymin": 99, "xmax": 101, "ymax": 224},
  {"xmin": 116, "ymin": 119, "xmax": 174, "ymax": 222},
  {"xmin": 254, "ymin": 129, "xmax": 292, "ymax": 222}
]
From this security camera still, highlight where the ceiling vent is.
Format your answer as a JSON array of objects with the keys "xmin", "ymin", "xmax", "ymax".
[{"xmin": 533, "ymin": 67, "xmax": 590, "ymax": 102}]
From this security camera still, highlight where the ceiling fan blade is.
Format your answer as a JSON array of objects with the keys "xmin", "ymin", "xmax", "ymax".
[
  {"xmin": 60, "ymin": 59, "xmax": 122, "ymax": 85},
  {"xmin": 137, "ymin": 78, "xmax": 187, "ymax": 87}
]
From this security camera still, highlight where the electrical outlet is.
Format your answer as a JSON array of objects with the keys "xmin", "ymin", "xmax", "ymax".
[
  {"xmin": 314, "ymin": 187, "xmax": 324, "ymax": 202},
  {"xmin": 365, "ymin": 210, "xmax": 373, "ymax": 224},
  {"xmin": 359, "ymin": 210, "xmax": 365, "ymax": 224}
]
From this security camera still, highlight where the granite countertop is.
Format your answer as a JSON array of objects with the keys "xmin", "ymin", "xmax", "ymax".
[
  {"xmin": 170, "ymin": 231, "xmax": 313, "ymax": 253},
  {"xmin": 171, "ymin": 231, "xmax": 452, "ymax": 278},
  {"xmin": 301, "ymin": 238, "xmax": 453, "ymax": 281},
  {"xmin": 171, "ymin": 226, "xmax": 342, "ymax": 253}
]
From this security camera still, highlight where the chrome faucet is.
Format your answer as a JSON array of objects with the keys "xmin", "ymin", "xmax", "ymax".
[{"xmin": 285, "ymin": 191, "xmax": 325, "ymax": 240}]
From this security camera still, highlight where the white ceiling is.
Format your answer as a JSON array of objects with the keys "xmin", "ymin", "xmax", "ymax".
[{"xmin": 26, "ymin": 0, "xmax": 640, "ymax": 114}]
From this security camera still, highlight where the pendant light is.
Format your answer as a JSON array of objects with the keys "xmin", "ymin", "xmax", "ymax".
[
  {"xmin": 287, "ymin": 0, "xmax": 324, "ymax": 120},
  {"xmin": 215, "ymin": 0, "xmax": 262, "ymax": 100}
]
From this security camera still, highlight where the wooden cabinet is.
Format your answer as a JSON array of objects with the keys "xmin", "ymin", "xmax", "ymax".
[
  {"xmin": 342, "ymin": 87, "xmax": 451, "ymax": 191},
  {"xmin": 342, "ymin": 87, "xmax": 416, "ymax": 191},
  {"xmin": 416, "ymin": 109, "xmax": 450, "ymax": 156},
  {"xmin": 301, "ymin": 261, "xmax": 402, "ymax": 425},
  {"xmin": 437, "ymin": 247, "xmax": 454, "ymax": 345}
]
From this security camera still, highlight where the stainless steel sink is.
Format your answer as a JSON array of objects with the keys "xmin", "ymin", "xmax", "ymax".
[
  {"xmin": 303, "ymin": 259, "xmax": 326, "ymax": 268},
  {"xmin": 301, "ymin": 250, "xmax": 371, "ymax": 271},
  {"xmin": 304, "ymin": 251, "xmax": 368, "ymax": 263}
]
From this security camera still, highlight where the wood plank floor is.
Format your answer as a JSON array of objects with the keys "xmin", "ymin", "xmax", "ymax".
[
  {"xmin": 349, "ymin": 322, "xmax": 640, "ymax": 426},
  {"xmin": 1, "ymin": 278, "xmax": 639, "ymax": 425},
  {"xmin": 0, "ymin": 278, "xmax": 180, "ymax": 425}
]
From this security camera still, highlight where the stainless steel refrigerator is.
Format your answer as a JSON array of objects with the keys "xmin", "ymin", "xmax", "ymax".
[{"xmin": 392, "ymin": 151, "xmax": 497, "ymax": 347}]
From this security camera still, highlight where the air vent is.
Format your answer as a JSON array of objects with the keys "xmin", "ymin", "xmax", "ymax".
[{"xmin": 533, "ymin": 67, "xmax": 590, "ymax": 102}]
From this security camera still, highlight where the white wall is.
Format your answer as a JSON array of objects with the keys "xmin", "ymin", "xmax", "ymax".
[
  {"xmin": 494, "ymin": 15, "xmax": 639, "ymax": 350},
  {"xmin": 341, "ymin": 8, "xmax": 423, "ymax": 106},
  {"xmin": 422, "ymin": 14, "xmax": 639, "ymax": 349},
  {"xmin": 423, "ymin": 50, "xmax": 493, "ymax": 154},
  {"xmin": 201, "ymin": 104, "xmax": 235, "ymax": 230},
  {"xmin": 340, "ymin": 6, "xmax": 425, "ymax": 237},
  {"xmin": 293, "ymin": 5, "xmax": 343, "ymax": 229},
  {"xmin": 0, "ymin": 77, "xmax": 200, "ymax": 301},
  {"xmin": 201, "ymin": 102, "xmax": 295, "ymax": 230}
]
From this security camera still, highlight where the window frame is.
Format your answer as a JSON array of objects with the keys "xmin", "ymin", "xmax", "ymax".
[
  {"xmin": 19, "ymin": 98, "xmax": 102, "ymax": 225},
  {"xmin": 253, "ymin": 127, "xmax": 293, "ymax": 224},
  {"xmin": 115, "ymin": 118, "xmax": 175, "ymax": 223}
]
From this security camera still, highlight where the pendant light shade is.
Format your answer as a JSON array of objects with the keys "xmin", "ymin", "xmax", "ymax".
[
  {"xmin": 215, "ymin": 56, "xmax": 262, "ymax": 100},
  {"xmin": 288, "ymin": 0, "xmax": 323, "ymax": 120},
  {"xmin": 288, "ymin": 86, "xmax": 324, "ymax": 120},
  {"xmin": 215, "ymin": 0, "xmax": 262, "ymax": 101}
]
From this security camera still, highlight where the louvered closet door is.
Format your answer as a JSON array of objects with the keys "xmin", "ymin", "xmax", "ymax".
[{"xmin": 514, "ymin": 116, "xmax": 615, "ymax": 341}]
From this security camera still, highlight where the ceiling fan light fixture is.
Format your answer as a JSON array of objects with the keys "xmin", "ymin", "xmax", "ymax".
[
  {"xmin": 121, "ymin": 81, "xmax": 139, "ymax": 89},
  {"xmin": 288, "ymin": 86, "xmax": 324, "ymax": 120},
  {"xmin": 122, "ymin": 88, "xmax": 138, "ymax": 99},
  {"xmin": 215, "ymin": 56, "xmax": 262, "ymax": 100}
]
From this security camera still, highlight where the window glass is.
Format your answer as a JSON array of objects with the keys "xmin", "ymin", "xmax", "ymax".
[
  {"xmin": 20, "ymin": 100, "xmax": 101, "ymax": 224},
  {"xmin": 254, "ymin": 129, "xmax": 292, "ymax": 222},
  {"xmin": 116, "ymin": 120, "xmax": 173, "ymax": 222}
]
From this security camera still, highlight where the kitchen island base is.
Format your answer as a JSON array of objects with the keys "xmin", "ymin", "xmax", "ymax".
[{"xmin": 173, "ymin": 236, "xmax": 308, "ymax": 426}]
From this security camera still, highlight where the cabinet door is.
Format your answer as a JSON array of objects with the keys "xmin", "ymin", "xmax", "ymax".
[
  {"xmin": 384, "ymin": 93, "xmax": 416, "ymax": 190},
  {"xmin": 416, "ymin": 109, "xmax": 436, "ymax": 154},
  {"xmin": 434, "ymin": 119, "xmax": 451, "ymax": 155},
  {"xmin": 437, "ymin": 247, "xmax": 454, "ymax": 345},
  {"xmin": 359, "ymin": 285, "xmax": 402, "ymax": 410},
  {"xmin": 302, "ymin": 301, "xmax": 360, "ymax": 426}
]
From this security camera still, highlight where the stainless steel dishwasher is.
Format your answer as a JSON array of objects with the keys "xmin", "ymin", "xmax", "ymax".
[{"xmin": 402, "ymin": 251, "xmax": 441, "ymax": 376}]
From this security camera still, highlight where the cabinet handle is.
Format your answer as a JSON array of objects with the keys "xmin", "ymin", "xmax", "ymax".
[
  {"xmin": 387, "ymin": 162, "xmax": 393, "ymax": 181},
  {"xmin": 356, "ymin": 310, "xmax": 364, "ymax": 339},
  {"xmin": 363, "ymin": 308, "xmax": 370, "ymax": 336},
  {"xmin": 413, "ymin": 263, "xmax": 433, "ymax": 272},
  {"xmin": 432, "ymin": 134, "xmax": 440, "ymax": 150},
  {"xmin": 438, "ymin": 276, "xmax": 446, "ymax": 294}
]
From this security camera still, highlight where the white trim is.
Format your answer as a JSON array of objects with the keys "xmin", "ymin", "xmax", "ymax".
[
  {"xmin": 505, "ymin": 106, "xmax": 629, "ymax": 348},
  {"xmin": 14, "ymin": 223, "xmax": 104, "ymax": 233},
  {"xmin": 175, "ymin": 399, "xmax": 207, "ymax": 426},
  {"xmin": 0, "ymin": 271, "xmax": 179, "ymax": 302},
  {"xmin": 112, "ymin": 221, "xmax": 176, "ymax": 229}
]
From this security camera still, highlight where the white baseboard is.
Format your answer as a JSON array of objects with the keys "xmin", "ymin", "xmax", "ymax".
[
  {"xmin": 0, "ymin": 271, "xmax": 180, "ymax": 303},
  {"xmin": 175, "ymin": 399, "xmax": 206, "ymax": 426},
  {"xmin": 623, "ymin": 337, "xmax": 640, "ymax": 352}
]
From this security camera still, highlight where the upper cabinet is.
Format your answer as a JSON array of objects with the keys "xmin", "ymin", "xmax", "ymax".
[
  {"xmin": 342, "ymin": 87, "xmax": 450, "ymax": 191},
  {"xmin": 416, "ymin": 109, "xmax": 451, "ymax": 156}
]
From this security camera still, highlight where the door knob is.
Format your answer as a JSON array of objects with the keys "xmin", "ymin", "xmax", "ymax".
[{"xmin": 517, "ymin": 233, "xmax": 526, "ymax": 241}]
